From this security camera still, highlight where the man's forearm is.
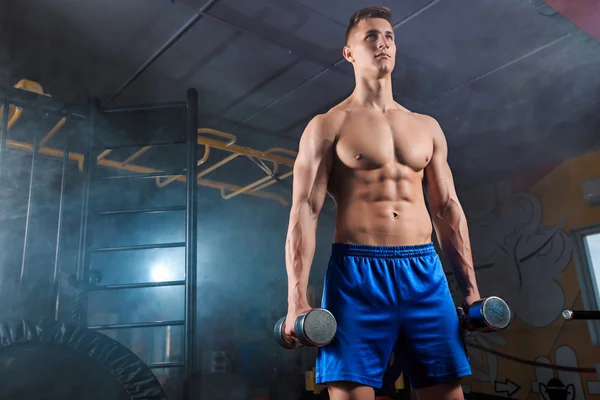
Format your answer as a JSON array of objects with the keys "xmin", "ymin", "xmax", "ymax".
[
  {"xmin": 433, "ymin": 200, "xmax": 479, "ymax": 298},
  {"xmin": 285, "ymin": 206, "xmax": 318, "ymax": 307}
]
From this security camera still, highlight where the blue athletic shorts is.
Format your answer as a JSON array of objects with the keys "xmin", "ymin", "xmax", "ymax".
[{"xmin": 315, "ymin": 242, "xmax": 471, "ymax": 389}]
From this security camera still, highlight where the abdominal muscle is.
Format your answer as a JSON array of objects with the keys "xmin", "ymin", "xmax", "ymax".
[{"xmin": 329, "ymin": 167, "xmax": 434, "ymax": 247}]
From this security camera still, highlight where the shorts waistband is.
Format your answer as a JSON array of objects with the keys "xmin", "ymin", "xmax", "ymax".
[{"xmin": 331, "ymin": 242, "xmax": 436, "ymax": 259}]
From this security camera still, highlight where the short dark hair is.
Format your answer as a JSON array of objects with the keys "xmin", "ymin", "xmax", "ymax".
[{"xmin": 345, "ymin": 6, "xmax": 393, "ymax": 44}]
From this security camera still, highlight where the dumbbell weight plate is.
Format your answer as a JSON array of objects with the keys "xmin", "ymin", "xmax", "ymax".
[
  {"xmin": 294, "ymin": 308, "xmax": 337, "ymax": 347},
  {"xmin": 467, "ymin": 296, "xmax": 511, "ymax": 332},
  {"xmin": 481, "ymin": 296, "xmax": 511, "ymax": 330}
]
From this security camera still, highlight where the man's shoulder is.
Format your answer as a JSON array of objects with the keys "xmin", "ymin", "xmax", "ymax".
[
  {"xmin": 388, "ymin": 103, "xmax": 440, "ymax": 127},
  {"xmin": 408, "ymin": 112, "xmax": 445, "ymax": 138},
  {"xmin": 407, "ymin": 110, "xmax": 438, "ymax": 125},
  {"xmin": 304, "ymin": 107, "xmax": 347, "ymax": 137}
]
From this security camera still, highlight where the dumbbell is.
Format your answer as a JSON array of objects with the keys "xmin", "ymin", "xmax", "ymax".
[
  {"xmin": 274, "ymin": 308, "xmax": 337, "ymax": 349},
  {"xmin": 457, "ymin": 296, "xmax": 511, "ymax": 333}
]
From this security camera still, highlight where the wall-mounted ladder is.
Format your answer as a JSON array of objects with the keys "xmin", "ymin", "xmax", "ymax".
[
  {"xmin": 73, "ymin": 91, "xmax": 199, "ymax": 398},
  {"xmin": 0, "ymin": 80, "xmax": 298, "ymax": 399}
]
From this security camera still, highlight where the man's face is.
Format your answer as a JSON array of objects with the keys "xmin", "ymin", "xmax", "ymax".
[{"xmin": 345, "ymin": 18, "xmax": 396, "ymax": 76}]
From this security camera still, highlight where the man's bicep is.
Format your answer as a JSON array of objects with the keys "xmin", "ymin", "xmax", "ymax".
[
  {"xmin": 424, "ymin": 119, "xmax": 457, "ymax": 209},
  {"xmin": 291, "ymin": 116, "xmax": 334, "ymax": 210}
]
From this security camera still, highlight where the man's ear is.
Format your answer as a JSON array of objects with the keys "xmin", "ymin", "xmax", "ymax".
[{"xmin": 343, "ymin": 45, "xmax": 354, "ymax": 63}]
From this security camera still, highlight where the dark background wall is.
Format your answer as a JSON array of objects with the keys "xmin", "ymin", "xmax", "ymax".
[
  {"xmin": 3, "ymin": 92, "xmax": 600, "ymax": 400},
  {"xmin": 0, "ymin": 104, "xmax": 337, "ymax": 399}
]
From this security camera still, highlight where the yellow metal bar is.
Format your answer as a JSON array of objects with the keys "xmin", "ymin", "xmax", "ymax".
[
  {"xmin": 98, "ymin": 157, "xmax": 287, "ymax": 204},
  {"xmin": 221, "ymin": 169, "xmax": 292, "ymax": 200},
  {"xmin": 2, "ymin": 80, "xmax": 47, "ymax": 133},
  {"xmin": 250, "ymin": 170, "xmax": 294, "ymax": 193},
  {"xmin": 156, "ymin": 129, "xmax": 298, "ymax": 193},
  {"xmin": 98, "ymin": 155, "xmax": 287, "ymax": 204},
  {"xmin": 196, "ymin": 136, "xmax": 295, "ymax": 167},
  {"xmin": 0, "ymin": 79, "xmax": 47, "ymax": 136},
  {"xmin": 197, "ymin": 128, "xmax": 236, "ymax": 146},
  {"xmin": 156, "ymin": 144, "xmax": 211, "ymax": 188},
  {"xmin": 97, "ymin": 149, "xmax": 112, "ymax": 161},
  {"xmin": 39, "ymin": 117, "xmax": 67, "ymax": 146},
  {"xmin": 197, "ymin": 153, "xmax": 240, "ymax": 178},
  {"xmin": 4, "ymin": 138, "xmax": 288, "ymax": 205},
  {"xmin": 221, "ymin": 174, "xmax": 272, "ymax": 200},
  {"xmin": 7, "ymin": 107, "xmax": 22, "ymax": 130},
  {"xmin": 264, "ymin": 148, "xmax": 297, "ymax": 172},
  {"xmin": 197, "ymin": 145, "xmax": 211, "ymax": 166},
  {"xmin": 14, "ymin": 79, "xmax": 48, "ymax": 96},
  {"xmin": 122, "ymin": 146, "xmax": 151, "ymax": 166},
  {"xmin": 2, "ymin": 77, "xmax": 297, "ymax": 206},
  {"xmin": 0, "ymin": 79, "xmax": 51, "ymax": 133},
  {"xmin": 265, "ymin": 147, "xmax": 298, "ymax": 157},
  {"xmin": 271, "ymin": 162, "xmax": 280, "ymax": 175},
  {"xmin": 6, "ymin": 139, "xmax": 84, "ymax": 166},
  {"xmin": 156, "ymin": 174, "xmax": 180, "ymax": 188}
]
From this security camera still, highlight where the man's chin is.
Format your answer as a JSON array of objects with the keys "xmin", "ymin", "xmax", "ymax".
[
  {"xmin": 375, "ymin": 62, "xmax": 394, "ymax": 71},
  {"xmin": 376, "ymin": 66, "xmax": 394, "ymax": 76}
]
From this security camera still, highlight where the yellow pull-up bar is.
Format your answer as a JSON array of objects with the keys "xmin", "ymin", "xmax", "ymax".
[{"xmin": 1, "ymin": 79, "xmax": 297, "ymax": 206}]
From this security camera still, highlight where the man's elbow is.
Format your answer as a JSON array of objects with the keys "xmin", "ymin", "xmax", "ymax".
[
  {"xmin": 432, "ymin": 197, "xmax": 463, "ymax": 224},
  {"xmin": 290, "ymin": 198, "xmax": 322, "ymax": 221}
]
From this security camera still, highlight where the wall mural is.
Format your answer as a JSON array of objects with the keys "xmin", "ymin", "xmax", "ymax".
[
  {"xmin": 448, "ymin": 173, "xmax": 600, "ymax": 399},
  {"xmin": 533, "ymin": 346, "xmax": 580, "ymax": 400},
  {"xmin": 457, "ymin": 186, "xmax": 572, "ymax": 328},
  {"xmin": 446, "ymin": 166, "xmax": 600, "ymax": 400}
]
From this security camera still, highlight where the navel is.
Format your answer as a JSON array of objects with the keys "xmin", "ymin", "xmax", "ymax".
[
  {"xmin": 392, "ymin": 212, "xmax": 398, "ymax": 218},
  {"xmin": 355, "ymin": 153, "xmax": 362, "ymax": 160}
]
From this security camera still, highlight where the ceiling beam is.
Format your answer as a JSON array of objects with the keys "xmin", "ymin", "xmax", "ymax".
[{"xmin": 103, "ymin": 0, "xmax": 221, "ymax": 106}]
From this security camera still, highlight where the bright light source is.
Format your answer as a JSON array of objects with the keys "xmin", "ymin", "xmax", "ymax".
[{"xmin": 151, "ymin": 264, "xmax": 172, "ymax": 282}]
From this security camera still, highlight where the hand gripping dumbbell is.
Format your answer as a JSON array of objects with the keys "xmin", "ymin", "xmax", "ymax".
[
  {"xmin": 457, "ymin": 296, "xmax": 512, "ymax": 333},
  {"xmin": 274, "ymin": 308, "xmax": 337, "ymax": 349}
]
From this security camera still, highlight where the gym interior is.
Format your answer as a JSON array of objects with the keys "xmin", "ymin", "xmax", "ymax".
[{"xmin": 1, "ymin": 1, "xmax": 599, "ymax": 399}]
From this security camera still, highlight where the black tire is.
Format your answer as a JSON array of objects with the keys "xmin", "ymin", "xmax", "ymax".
[{"xmin": 0, "ymin": 318, "xmax": 168, "ymax": 400}]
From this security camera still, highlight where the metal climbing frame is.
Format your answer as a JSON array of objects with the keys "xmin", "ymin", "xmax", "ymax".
[
  {"xmin": 75, "ymin": 91, "xmax": 200, "ymax": 395},
  {"xmin": 1, "ymin": 83, "xmax": 296, "ymax": 207},
  {"xmin": 0, "ymin": 80, "xmax": 91, "ymax": 319},
  {"xmin": 0, "ymin": 80, "xmax": 298, "ymax": 398}
]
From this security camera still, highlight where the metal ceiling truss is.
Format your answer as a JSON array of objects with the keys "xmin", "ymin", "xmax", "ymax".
[{"xmin": 106, "ymin": 0, "xmax": 436, "ymax": 131}]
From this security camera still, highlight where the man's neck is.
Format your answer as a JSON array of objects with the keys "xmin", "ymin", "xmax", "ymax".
[{"xmin": 351, "ymin": 74, "xmax": 395, "ymax": 111}]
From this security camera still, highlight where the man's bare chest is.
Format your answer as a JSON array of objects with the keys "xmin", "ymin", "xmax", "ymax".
[{"xmin": 334, "ymin": 112, "xmax": 433, "ymax": 171}]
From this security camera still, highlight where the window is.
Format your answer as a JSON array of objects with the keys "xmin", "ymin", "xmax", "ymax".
[
  {"xmin": 585, "ymin": 234, "xmax": 600, "ymax": 292},
  {"xmin": 572, "ymin": 226, "xmax": 600, "ymax": 345}
]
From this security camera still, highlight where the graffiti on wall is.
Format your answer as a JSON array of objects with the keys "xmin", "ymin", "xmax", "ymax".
[
  {"xmin": 465, "ymin": 190, "xmax": 572, "ymax": 327},
  {"xmin": 533, "ymin": 346, "xmax": 580, "ymax": 400},
  {"xmin": 445, "ymin": 182, "xmax": 576, "ymax": 398}
]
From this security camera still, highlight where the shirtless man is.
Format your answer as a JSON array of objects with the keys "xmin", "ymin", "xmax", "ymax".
[{"xmin": 283, "ymin": 6, "xmax": 480, "ymax": 400}]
